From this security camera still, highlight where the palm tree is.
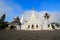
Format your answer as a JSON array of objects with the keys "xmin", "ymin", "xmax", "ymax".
[
  {"xmin": 51, "ymin": 22, "xmax": 60, "ymax": 29},
  {"xmin": 43, "ymin": 13, "xmax": 55, "ymax": 29},
  {"xmin": 44, "ymin": 13, "xmax": 50, "ymax": 20},
  {"xmin": 43, "ymin": 13, "xmax": 50, "ymax": 29}
]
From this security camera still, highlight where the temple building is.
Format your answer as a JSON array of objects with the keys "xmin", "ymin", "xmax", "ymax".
[
  {"xmin": 8, "ymin": 8, "xmax": 60, "ymax": 30},
  {"xmin": 20, "ymin": 8, "xmax": 53, "ymax": 30}
]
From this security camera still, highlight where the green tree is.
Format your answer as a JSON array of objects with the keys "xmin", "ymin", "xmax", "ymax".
[
  {"xmin": 0, "ymin": 13, "xmax": 5, "ymax": 22},
  {"xmin": 0, "ymin": 13, "xmax": 8, "ymax": 29}
]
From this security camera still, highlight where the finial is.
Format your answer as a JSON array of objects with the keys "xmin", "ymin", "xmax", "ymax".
[{"xmin": 32, "ymin": 7, "xmax": 35, "ymax": 10}]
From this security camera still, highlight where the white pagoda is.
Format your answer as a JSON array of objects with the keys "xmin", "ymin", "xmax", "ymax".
[{"xmin": 20, "ymin": 8, "xmax": 53, "ymax": 30}]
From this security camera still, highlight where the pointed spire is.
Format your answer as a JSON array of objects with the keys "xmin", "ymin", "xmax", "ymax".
[
  {"xmin": 20, "ymin": 12, "xmax": 24, "ymax": 24},
  {"xmin": 31, "ymin": 8, "xmax": 37, "ymax": 21},
  {"xmin": 32, "ymin": 7, "xmax": 35, "ymax": 16}
]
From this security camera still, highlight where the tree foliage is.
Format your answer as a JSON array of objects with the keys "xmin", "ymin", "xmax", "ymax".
[
  {"xmin": 44, "ymin": 13, "xmax": 50, "ymax": 19},
  {"xmin": 0, "ymin": 13, "xmax": 8, "ymax": 29},
  {"xmin": 0, "ymin": 13, "xmax": 5, "ymax": 22}
]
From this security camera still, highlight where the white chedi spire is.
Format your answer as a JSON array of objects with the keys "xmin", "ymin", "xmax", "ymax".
[
  {"xmin": 31, "ymin": 8, "xmax": 37, "ymax": 21},
  {"xmin": 20, "ymin": 13, "xmax": 25, "ymax": 24}
]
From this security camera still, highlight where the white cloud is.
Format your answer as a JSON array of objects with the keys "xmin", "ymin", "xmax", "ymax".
[
  {"xmin": 0, "ymin": 0, "xmax": 60, "ymax": 23},
  {"xmin": 0, "ymin": 0, "xmax": 23, "ymax": 22},
  {"xmin": 23, "ymin": 10, "xmax": 60, "ymax": 23}
]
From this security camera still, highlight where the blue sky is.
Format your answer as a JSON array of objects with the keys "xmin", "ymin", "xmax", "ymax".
[
  {"xmin": 13, "ymin": 0, "xmax": 60, "ymax": 11},
  {"xmin": 0, "ymin": 0, "xmax": 60, "ymax": 22}
]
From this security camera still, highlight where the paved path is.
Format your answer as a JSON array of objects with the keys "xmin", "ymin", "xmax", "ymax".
[{"xmin": 0, "ymin": 30, "xmax": 60, "ymax": 40}]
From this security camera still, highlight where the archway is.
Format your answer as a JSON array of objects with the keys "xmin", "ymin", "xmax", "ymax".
[
  {"xmin": 10, "ymin": 26, "xmax": 17, "ymax": 30},
  {"xmin": 32, "ymin": 24, "xmax": 34, "ymax": 29}
]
